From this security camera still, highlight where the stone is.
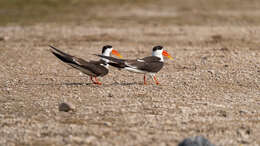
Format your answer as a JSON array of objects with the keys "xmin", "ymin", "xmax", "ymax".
[
  {"xmin": 178, "ymin": 136, "xmax": 214, "ymax": 146},
  {"xmin": 59, "ymin": 102, "xmax": 75, "ymax": 112}
]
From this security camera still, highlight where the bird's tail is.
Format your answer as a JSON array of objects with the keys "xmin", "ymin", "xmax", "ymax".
[{"xmin": 49, "ymin": 45, "xmax": 75, "ymax": 65}]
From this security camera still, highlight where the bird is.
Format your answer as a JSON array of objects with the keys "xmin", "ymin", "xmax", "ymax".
[
  {"xmin": 96, "ymin": 46, "xmax": 173, "ymax": 85},
  {"xmin": 49, "ymin": 45, "xmax": 122, "ymax": 85}
]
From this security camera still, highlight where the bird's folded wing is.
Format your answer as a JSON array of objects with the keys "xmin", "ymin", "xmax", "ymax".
[
  {"xmin": 125, "ymin": 56, "xmax": 163, "ymax": 73},
  {"xmin": 80, "ymin": 60, "xmax": 108, "ymax": 76}
]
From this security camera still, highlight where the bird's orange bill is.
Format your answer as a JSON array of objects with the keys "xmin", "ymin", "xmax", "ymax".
[
  {"xmin": 162, "ymin": 50, "xmax": 173, "ymax": 60},
  {"xmin": 112, "ymin": 49, "xmax": 123, "ymax": 58}
]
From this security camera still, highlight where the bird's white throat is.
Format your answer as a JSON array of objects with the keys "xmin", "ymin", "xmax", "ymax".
[
  {"xmin": 152, "ymin": 50, "xmax": 164, "ymax": 62},
  {"xmin": 101, "ymin": 48, "xmax": 113, "ymax": 67}
]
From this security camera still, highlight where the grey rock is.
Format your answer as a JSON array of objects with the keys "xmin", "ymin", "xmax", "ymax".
[
  {"xmin": 59, "ymin": 102, "xmax": 75, "ymax": 112},
  {"xmin": 178, "ymin": 136, "xmax": 214, "ymax": 146}
]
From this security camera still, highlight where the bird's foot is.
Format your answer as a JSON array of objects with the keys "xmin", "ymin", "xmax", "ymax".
[
  {"xmin": 153, "ymin": 76, "xmax": 160, "ymax": 85},
  {"xmin": 94, "ymin": 81, "xmax": 102, "ymax": 85},
  {"xmin": 93, "ymin": 77, "xmax": 102, "ymax": 85}
]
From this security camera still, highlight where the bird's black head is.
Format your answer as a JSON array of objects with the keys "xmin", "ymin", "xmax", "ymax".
[
  {"xmin": 102, "ymin": 45, "xmax": 113, "ymax": 54},
  {"xmin": 152, "ymin": 46, "xmax": 163, "ymax": 51}
]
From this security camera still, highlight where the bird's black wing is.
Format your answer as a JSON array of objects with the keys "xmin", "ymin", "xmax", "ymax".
[
  {"xmin": 125, "ymin": 56, "xmax": 163, "ymax": 73},
  {"xmin": 50, "ymin": 46, "xmax": 108, "ymax": 77}
]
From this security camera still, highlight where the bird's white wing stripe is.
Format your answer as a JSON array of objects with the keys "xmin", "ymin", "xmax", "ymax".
[
  {"xmin": 125, "ymin": 59, "xmax": 145, "ymax": 69},
  {"xmin": 72, "ymin": 58, "xmax": 81, "ymax": 65},
  {"xmin": 137, "ymin": 59, "xmax": 145, "ymax": 62},
  {"xmin": 125, "ymin": 62, "xmax": 137, "ymax": 69}
]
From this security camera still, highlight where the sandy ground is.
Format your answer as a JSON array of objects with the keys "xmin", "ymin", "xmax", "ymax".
[{"xmin": 0, "ymin": 1, "xmax": 260, "ymax": 146}]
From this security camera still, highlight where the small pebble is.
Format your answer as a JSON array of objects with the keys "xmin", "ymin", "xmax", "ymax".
[
  {"xmin": 108, "ymin": 93, "xmax": 113, "ymax": 97},
  {"xmin": 59, "ymin": 102, "xmax": 75, "ymax": 112},
  {"xmin": 0, "ymin": 36, "xmax": 9, "ymax": 41},
  {"xmin": 104, "ymin": 121, "xmax": 112, "ymax": 126}
]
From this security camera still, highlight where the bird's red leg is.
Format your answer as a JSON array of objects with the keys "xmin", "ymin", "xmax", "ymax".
[
  {"xmin": 94, "ymin": 77, "xmax": 102, "ymax": 85},
  {"xmin": 144, "ymin": 75, "xmax": 147, "ymax": 85},
  {"xmin": 90, "ymin": 76, "xmax": 95, "ymax": 84},
  {"xmin": 90, "ymin": 76, "xmax": 100, "ymax": 85},
  {"xmin": 153, "ymin": 76, "xmax": 160, "ymax": 85}
]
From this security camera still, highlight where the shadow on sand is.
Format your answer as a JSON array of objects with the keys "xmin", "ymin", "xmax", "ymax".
[
  {"xmin": 25, "ymin": 82, "xmax": 144, "ymax": 87},
  {"xmin": 109, "ymin": 82, "xmax": 142, "ymax": 86},
  {"xmin": 25, "ymin": 82, "xmax": 92, "ymax": 86},
  {"xmin": 25, "ymin": 82, "xmax": 167, "ymax": 87}
]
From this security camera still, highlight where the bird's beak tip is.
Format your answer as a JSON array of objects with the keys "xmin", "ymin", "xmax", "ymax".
[
  {"xmin": 112, "ymin": 49, "xmax": 123, "ymax": 58},
  {"xmin": 168, "ymin": 56, "xmax": 173, "ymax": 60}
]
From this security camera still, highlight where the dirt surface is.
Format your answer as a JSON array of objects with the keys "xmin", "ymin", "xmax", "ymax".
[{"xmin": 0, "ymin": 0, "xmax": 260, "ymax": 145}]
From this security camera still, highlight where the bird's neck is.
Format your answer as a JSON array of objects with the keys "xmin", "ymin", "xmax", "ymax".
[
  {"xmin": 152, "ymin": 52, "xmax": 164, "ymax": 62},
  {"xmin": 102, "ymin": 51, "xmax": 111, "ymax": 57},
  {"xmin": 101, "ymin": 52, "xmax": 110, "ymax": 67}
]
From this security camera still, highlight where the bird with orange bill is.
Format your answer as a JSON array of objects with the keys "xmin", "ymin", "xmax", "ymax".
[
  {"xmin": 96, "ymin": 46, "xmax": 173, "ymax": 85},
  {"xmin": 49, "ymin": 45, "xmax": 122, "ymax": 85}
]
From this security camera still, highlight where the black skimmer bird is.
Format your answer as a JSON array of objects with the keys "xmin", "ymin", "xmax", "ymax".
[
  {"xmin": 49, "ymin": 45, "xmax": 122, "ymax": 85},
  {"xmin": 96, "ymin": 46, "xmax": 173, "ymax": 85}
]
